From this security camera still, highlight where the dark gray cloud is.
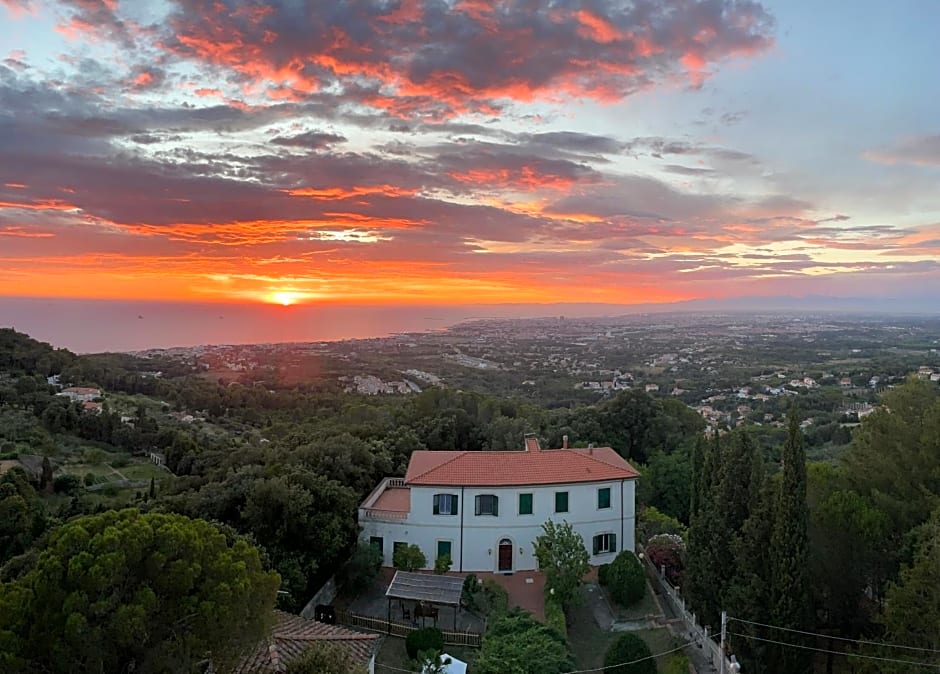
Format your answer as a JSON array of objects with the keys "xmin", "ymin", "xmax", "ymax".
[
  {"xmin": 156, "ymin": 0, "xmax": 774, "ymax": 117},
  {"xmin": 271, "ymin": 130, "xmax": 348, "ymax": 150}
]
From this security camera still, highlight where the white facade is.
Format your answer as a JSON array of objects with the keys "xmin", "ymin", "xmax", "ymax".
[{"xmin": 360, "ymin": 478, "xmax": 636, "ymax": 573}]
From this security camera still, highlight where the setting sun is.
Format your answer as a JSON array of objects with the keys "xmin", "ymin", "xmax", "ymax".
[{"xmin": 271, "ymin": 291, "xmax": 299, "ymax": 306}]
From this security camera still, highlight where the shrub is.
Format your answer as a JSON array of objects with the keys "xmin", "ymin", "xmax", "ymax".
[
  {"xmin": 110, "ymin": 456, "xmax": 130, "ymax": 468},
  {"xmin": 434, "ymin": 554, "xmax": 452, "ymax": 575},
  {"xmin": 645, "ymin": 533, "xmax": 686, "ymax": 586},
  {"xmin": 661, "ymin": 653, "xmax": 691, "ymax": 674},
  {"xmin": 462, "ymin": 573, "xmax": 480, "ymax": 607},
  {"xmin": 603, "ymin": 633, "xmax": 656, "ymax": 674},
  {"xmin": 339, "ymin": 543, "xmax": 382, "ymax": 595},
  {"xmin": 393, "ymin": 544, "xmax": 427, "ymax": 572},
  {"xmin": 606, "ymin": 551, "xmax": 646, "ymax": 607},
  {"xmin": 405, "ymin": 627, "xmax": 444, "ymax": 660},
  {"xmin": 478, "ymin": 578, "xmax": 509, "ymax": 617},
  {"xmin": 52, "ymin": 473, "xmax": 82, "ymax": 495},
  {"xmin": 84, "ymin": 472, "xmax": 97, "ymax": 486},
  {"xmin": 544, "ymin": 592, "xmax": 567, "ymax": 640},
  {"xmin": 637, "ymin": 506, "xmax": 687, "ymax": 544},
  {"xmin": 598, "ymin": 563, "xmax": 611, "ymax": 586}
]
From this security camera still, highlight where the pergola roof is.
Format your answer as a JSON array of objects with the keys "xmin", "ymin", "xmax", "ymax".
[{"xmin": 385, "ymin": 571, "xmax": 464, "ymax": 606}]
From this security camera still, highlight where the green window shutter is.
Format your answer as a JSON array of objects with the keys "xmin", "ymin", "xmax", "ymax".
[
  {"xmin": 475, "ymin": 495, "xmax": 481, "ymax": 516},
  {"xmin": 493, "ymin": 496, "xmax": 498, "ymax": 516},
  {"xmin": 593, "ymin": 535, "xmax": 600, "ymax": 555},
  {"xmin": 433, "ymin": 494, "xmax": 440, "ymax": 515},
  {"xmin": 555, "ymin": 491, "xmax": 568, "ymax": 513},
  {"xmin": 519, "ymin": 493, "xmax": 533, "ymax": 515},
  {"xmin": 598, "ymin": 487, "xmax": 611, "ymax": 509},
  {"xmin": 611, "ymin": 534, "xmax": 617, "ymax": 553},
  {"xmin": 453, "ymin": 494, "xmax": 458, "ymax": 516},
  {"xmin": 438, "ymin": 541, "xmax": 452, "ymax": 558}
]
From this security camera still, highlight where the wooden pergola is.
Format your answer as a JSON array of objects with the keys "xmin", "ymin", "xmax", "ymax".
[{"xmin": 385, "ymin": 571, "xmax": 464, "ymax": 632}]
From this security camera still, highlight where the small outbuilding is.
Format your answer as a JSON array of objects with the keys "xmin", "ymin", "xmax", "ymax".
[{"xmin": 385, "ymin": 571, "xmax": 464, "ymax": 632}]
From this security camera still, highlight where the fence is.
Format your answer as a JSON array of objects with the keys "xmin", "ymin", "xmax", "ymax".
[
  {"xmin": 639, "ymin": 547, "xmax": 735, "ymax": 673},
  {"xmin": 336, "ymin": 609, "xmax": 482, "ymax": 648}
]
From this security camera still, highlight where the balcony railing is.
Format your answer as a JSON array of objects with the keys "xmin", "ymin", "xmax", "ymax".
[{"xmin": 361, "ymin": 508, "xmax": 408, "ymax": 522}]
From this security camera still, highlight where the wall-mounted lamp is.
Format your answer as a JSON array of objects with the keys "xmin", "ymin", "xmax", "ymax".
[
  {"xmin": 487, "ymin": 548, "xmax": 492, "ymax": 556},
  {"xmin": 519, "ymin": 547, "xmax": 524, "ymax": 555}
]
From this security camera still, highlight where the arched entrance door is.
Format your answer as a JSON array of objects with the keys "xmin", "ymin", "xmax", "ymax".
[{"xmin": 498, "ymin": 538, "xmax": 513, "ymax": 572}]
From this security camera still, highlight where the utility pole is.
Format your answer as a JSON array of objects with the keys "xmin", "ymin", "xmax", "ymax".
[{"xmin": 719, "ymin": 611, "xmax": 728, "ymax": 674}]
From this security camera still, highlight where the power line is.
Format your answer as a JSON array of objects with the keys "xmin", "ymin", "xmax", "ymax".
[
  {"xmin": 562, "ymin": 643, "xmax": 689, "ymax": 673},
  {"xmin": 377, "ymin": 643, "xmax": 691, "ymax": 673},
  {"xmin": 727, "ymin": 631, "xmax": 940, "ymax": 669},
  {"xmin": 728, "ymin": 616, "xmax": 940, "ymax": 655}
]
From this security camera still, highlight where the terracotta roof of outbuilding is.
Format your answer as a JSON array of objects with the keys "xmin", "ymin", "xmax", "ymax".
[
  {"xmin": 404, "ymin": 445, "xmax": 639, "ymax": 487},
  {"xmin": 231, "ymin": 610, "xmax": 379, "ymax": 673}
]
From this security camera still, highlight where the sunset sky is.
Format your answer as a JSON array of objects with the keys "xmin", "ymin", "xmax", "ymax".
[{"xmin": 1, "ymin": 0, "xmax": 939, "ymax": 311}]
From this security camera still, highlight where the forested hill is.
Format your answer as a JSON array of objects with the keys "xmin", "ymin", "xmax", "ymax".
[
  {"xmin": 0, "ymin": 327, "xmax": 75, "ymax": 375},
  {"xmin": 1, "ymin": 328, "xmax": 938, "ymax": 672},
  {"xmin": 0, "ymin": 328, "xmax": 703, "ymax": 601}
]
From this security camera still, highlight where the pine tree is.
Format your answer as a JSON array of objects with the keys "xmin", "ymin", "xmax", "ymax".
[{"xmin": 767, "ymin": 414, "xmax": 813, "ymax": 674}]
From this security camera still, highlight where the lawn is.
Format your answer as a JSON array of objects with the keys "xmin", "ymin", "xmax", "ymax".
[
  {"xmin": 567, "ymin": 590, "xmax": 679, "ymax": 672},
  {"xmin": 375, "ymin": 635, "xmax": 478, "ymax": 671},
  {"xmin": 120, "ymin": 462, "xmax": 171, "ymax": 481}
]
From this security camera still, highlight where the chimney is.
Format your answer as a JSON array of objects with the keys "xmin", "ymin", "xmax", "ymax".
[
  {"xmin": 588, "ymin": 442, "xmax": 594, "ymax": 455},
  {"xmin": 524, "ymin": 434, "xmax": 540, "ymax": 453},
  {"xmin": 562, "ymin": 435, "xmax": 569, "ymax": 449}
]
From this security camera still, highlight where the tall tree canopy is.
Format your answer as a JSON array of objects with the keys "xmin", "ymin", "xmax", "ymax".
[
  {"xmin": 0, "ymin": 509, "xmax": 279, "ymax": 674},
  {"xmin": 846, "ymin": 377, "xmax": 940, "ymax": 533},
  {"xmin": 767, "ymin": 415, "xmax": 813, "ymax": 674},
  {"xmin": 474, "ymin": 609, "xmax": 574, "ymax": 674}
]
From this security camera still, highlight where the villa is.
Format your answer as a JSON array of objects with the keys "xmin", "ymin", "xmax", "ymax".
[{"xmin": 358, "ymin": 435, "xmax": 639, "ymax": 573}]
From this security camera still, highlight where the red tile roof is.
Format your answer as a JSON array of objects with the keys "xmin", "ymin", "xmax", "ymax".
[
  {"xmin": 372, "ymin": 486, "xmax": 410, "ymax": 513},
  {"xmin": 232, "ymin": 610, "xmax": 379, "ymax": 674},
  {"xmin": 404, "ymin": 446, "xmax": 639, "ymax": 487}
]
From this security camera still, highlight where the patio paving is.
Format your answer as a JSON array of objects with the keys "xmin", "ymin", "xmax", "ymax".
[
  {"xmin": 471, "ymin": 571, "xmax": 546, "ymax": 621},
  {"xmin": 349, "ymin": 568, "xmax": 548, "ymax": 627}
]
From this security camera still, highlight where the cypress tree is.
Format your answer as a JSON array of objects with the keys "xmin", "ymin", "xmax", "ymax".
[
  {"xmin": 725, "ymin": 450, "xmax": 773, "ymax": 670},
  {"xmin": 767, "ymin": 414, "xmax": 813, "ymax": 674},
  {"xmin": 685, "ymin": 434, "xmax": 725, "ymax": 627},
  {"xmin": 689, "ymin": 436, "xmax": 706, "ymax": 519}
]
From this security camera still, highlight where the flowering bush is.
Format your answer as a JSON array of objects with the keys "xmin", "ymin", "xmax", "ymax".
[{"xmin": 645, "ymin": 533, "xmax": 685, "ymax": 585}]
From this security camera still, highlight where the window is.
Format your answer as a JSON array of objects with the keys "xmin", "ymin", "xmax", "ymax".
[
  {"xmin": 370, "ymin": 536, "xmax": 384, "ymax": 554},
  {"xmin": 598, "ymin": 487, "xmax": 611, "ymax": 509},
  {"xmin": 554, "ymin": 491, "xmax": 569, "ymax": 514},
  {"xmin": 593, "ymin": 533, "xmax": 617, "ymax": 555},
  {"xmin": 518, "ymin": 492, "xmax": 533, "ymax": 515},
  {"xmin": 433, "ymin": 493, "xmax": 459, "ymax": 515},
  {"xmin": 475, "ymin": 494, "xmax": 499, "ymax": 516},
  {"xmin": 437, "ymin": 540, "xmax": 452, "ymax": 559},
  {"xmin": 393, "ymin": 541, "xmax": 407, "ymax": 557}
]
